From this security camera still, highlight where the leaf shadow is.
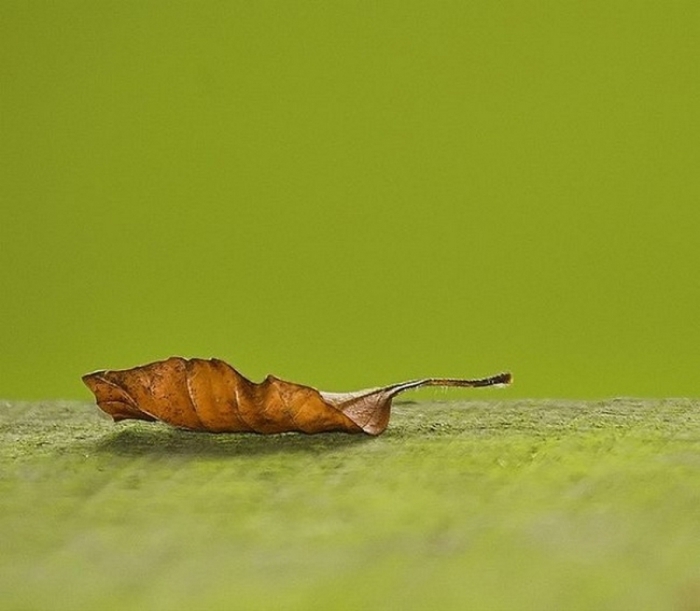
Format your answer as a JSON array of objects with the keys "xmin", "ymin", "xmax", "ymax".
[{"xmin": 92, "ymin": 423, "xmax": 373, "ymax": 457}]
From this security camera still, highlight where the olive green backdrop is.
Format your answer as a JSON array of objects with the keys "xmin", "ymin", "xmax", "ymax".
[{"xmin": 1, "ymin": 1, "xmax": 698, "ymax": 400}]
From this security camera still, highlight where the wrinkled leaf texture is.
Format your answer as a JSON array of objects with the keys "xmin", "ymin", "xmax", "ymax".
[{"xmin": 83, "ymin": 357, "xmax": 512, "ymax": 436}]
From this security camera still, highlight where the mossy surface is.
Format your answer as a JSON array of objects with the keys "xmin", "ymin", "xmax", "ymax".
[{"xmin": 2, "ymin": 399, "xmax": 700, "ymax": 610}]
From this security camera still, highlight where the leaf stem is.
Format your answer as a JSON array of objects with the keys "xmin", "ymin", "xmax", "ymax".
[{"xmin": 384, "ymin": 372, "xmax": 512, "ymax": 397}]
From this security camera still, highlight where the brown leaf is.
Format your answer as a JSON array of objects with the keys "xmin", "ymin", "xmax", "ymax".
[{"xmin": 82, "ymin": 357, "xmax": 512, "ymax": 436}]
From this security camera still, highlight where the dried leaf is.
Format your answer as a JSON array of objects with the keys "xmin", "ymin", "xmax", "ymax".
[{"xmin": 82, "ymin": 357, "xmax": 512, "ymax": 436}]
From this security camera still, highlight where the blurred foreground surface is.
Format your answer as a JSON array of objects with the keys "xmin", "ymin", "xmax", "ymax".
[{"xmin": 2, "ymin": 399, "xmax": 700, "ymax": 611}]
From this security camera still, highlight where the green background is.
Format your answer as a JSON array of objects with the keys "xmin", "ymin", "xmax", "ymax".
[{"xmin": 2, "ymin": 1, "xmax": 698, "ymax": 400}]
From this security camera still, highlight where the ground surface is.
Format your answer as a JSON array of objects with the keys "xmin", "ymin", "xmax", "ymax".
[{"xmin": 2, "ymin": 399, "xmax": 700, "ymax": 611}]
